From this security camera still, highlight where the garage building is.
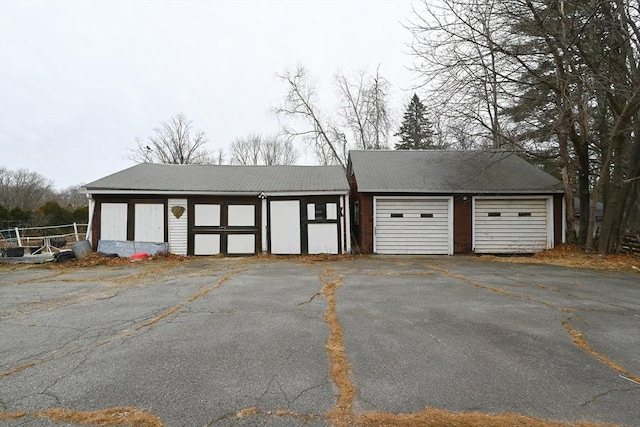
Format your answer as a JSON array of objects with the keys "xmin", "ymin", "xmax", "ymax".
[
  {"xmin": 348, "ymin": 150, "xmax": 564, "ymax": 255},
  {"xmin": 84, "ymin": 163, "xmax": 351, "ymax": 255}
]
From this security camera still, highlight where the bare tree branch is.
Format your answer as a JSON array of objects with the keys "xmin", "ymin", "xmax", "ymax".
[{"xmin": 130, "ymin": 113, "xmax": 212, "ymax": 164}]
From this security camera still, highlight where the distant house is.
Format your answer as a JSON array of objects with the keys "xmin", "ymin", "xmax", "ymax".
[
  {"xmin": 83, "ymin": 164, "xmax": 351, "ymax": 256},
  {"xmin": 348, "ymin": 150, "xmax": 565, "ymax": 254}
]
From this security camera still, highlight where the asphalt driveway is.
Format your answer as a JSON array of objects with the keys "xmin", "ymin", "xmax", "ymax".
[{"xmin": 0, "ymin": 256, "xmax": 638, "ymax": 426}]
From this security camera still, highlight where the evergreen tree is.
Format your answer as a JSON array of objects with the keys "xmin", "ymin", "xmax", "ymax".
[{"xmin": 394, "ymin": 94, "xmax": 435, "ymax": 150}]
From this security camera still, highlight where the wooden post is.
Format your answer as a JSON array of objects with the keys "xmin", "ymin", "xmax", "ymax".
[{"xmin": 14, "ymin": 227, "xmax": 21, "ymax": 247}]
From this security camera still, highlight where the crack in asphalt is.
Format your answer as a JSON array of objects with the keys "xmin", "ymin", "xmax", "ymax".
[
  {"xmin": 423, "ymin": 262, "xmax": 640, "ymax": 388},
  {"xmin": 2, "ymin": 258, "xmax": 636, "ymax": 427},
  {"xmin": 580, "ymin": 386, "xmax": 637, "ymax": 407},
  {"xmin": 0, "ymin": 264, "xmax": 246, "ymax": 383}
]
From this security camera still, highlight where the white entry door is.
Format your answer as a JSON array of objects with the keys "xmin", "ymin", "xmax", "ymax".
[{"xmin": 270, "ymin": 200, "xmax": 301, "ymax": 254}]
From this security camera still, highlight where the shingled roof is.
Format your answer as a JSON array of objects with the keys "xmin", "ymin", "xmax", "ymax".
[
  {"xmin": 84, "ymin": 163, "xmax": 349, "ymax": 194},
  {"xmin": 348, "ymin": 150, "xmax": 563, "ymax": 194}
]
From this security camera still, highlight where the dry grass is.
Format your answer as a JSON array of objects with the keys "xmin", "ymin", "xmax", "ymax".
[
  {"xmin": 135, "ymin": 268, "xmax": 244, "ymax": 330},
  {"xmin": 562, "ymin": 321, "xmax": 640, "ymax": 384},
  {"xmin": 0, "ymin": 407, "xmax": 163, "ymax": 426},
  {"xmin": 481, "ymin": 244, "xmax": 640, "ymax": 273},
  {"xmin": 0, "ymin": 362, "xmax": 36, "ymax": 380},
  {"xmin": 236, "ymin": 406, "xmax": 260, "ymax": 418},
  {"xmin": 253, "ymin": 252, "xmax": 359, "ymax": 263},
  {"xmin": 353, "ymin": 407, "xmax": 612, "ymax": 427},
  {"xmin": 48, "ymin": 252, "xmax": 189, "ymax": 268},
  {"xmin": 315, "ymin": 267, "xmax": 360, "ymax": 427}
]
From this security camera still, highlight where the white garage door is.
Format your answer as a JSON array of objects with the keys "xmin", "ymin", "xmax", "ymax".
[
  {"xmin": 375, "ymin": 198, "xmax": 452, "ymax": 255},
  {"xmin": 474, "ymin": 198, "xmax": 550, "ymax": 253}
]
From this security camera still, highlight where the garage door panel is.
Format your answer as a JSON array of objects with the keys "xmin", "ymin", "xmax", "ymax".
[
  {"xmin": 375, "ymin": 198, "xmax": 451, "ymax": 255},
  {"xmin": 474, "ymin": 198, "xmax": 549, "ymax": 253}
]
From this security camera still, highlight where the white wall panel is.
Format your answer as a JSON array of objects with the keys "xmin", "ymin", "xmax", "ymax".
[
  {"xmin": 326, "ymin": 203, "xmax": 338, "ymax": 220},
  {"xmin": 227, "ymin": 234, "xmax": 255, "ymax": 254},
  {"xmin": 134, "ymin": 204, "xmax": 165, "ymax": 243},
  {"xmin": 194, "ymin": 234, "xmax": 220, "ymax": 255},
  {"xmin": 227, "ymin": 205, "xmax": 255, "ymax": 227},
  {"xmin": 194, "ymin": 204, "xmax": 220, "ymax": 226},
  {"xmin": 100, "ymin": 203, "xmax": 128, "ymax": 241},
  {"xmin": 308, "ymin": 223, "xmax": 338, "ymax": 254}
]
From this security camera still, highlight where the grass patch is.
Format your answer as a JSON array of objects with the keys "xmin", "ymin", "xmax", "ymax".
[
  {"xmin": 354, "ymin": 407, "xmax": 611, "ymax": 426},
  {"xmin": 562, "ymin": 321, "xmax": 640, "ymax": 384},
  {"xmin": 0, "ymin": 407, "xmax": 163, "ymax": 426}
]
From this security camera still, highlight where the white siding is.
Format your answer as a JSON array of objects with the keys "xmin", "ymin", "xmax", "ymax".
[
  {"xmin": 474, "ymin": 198, "xmax": 550, "ymax": 253},
  {"xmin": 270, "ymin": 200, "xmax": 301, "ymax": 254},
  {"xmin": 134, "ymin": 204, "xmax": 165, "ymax": 243},
  {"xmin": 375, "ymin": 198, "xmax": 452, "ymax": 255},
  {"xmin": 101, "ymin": 203, "xmax": 128, "ymax": 241},
  {"xmin": 168, "ymin": 199, "xmax": 188, "ymax": 255},
  {"xmin": 308, "ymin": 223, "xmax": 338, "ymax": 254}
]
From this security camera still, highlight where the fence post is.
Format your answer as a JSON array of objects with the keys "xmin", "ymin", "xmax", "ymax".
[
  {"xmin": 14, "ymin": 227, "xmax": 22, "ymax": 247},
  {"xmin": 73, "ymin": 223, "xmax": 79, "ymax": 241}
]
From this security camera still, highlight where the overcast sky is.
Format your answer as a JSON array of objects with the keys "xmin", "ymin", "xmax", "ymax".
[{"xmin": 0, "ymin": 0, "xmax": 420, "ymax": 190}]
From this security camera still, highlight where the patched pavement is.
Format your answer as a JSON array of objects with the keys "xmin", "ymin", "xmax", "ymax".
[{"xmin": 0, "ymin": 256, "xmax": 638, "ymax": 426}]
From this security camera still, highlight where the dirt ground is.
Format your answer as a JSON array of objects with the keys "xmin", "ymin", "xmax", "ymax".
[{"xmin": 476, "ymin": 244, "xmax": 640, "ymax": 274}]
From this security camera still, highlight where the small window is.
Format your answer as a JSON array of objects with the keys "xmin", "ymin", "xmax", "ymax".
[
  {"xmin": 518, "ymin": 212, "xmax": 532, "ymax": 217},
  {"xmin": 421, "ymin": 213, "xmax": 434, "ymax": 218},
  {"xmin": 488, "ymin": 212, "xmax": 501, "ymax": 217},
  {"xmin": 354, "ymin": 201, "xmax": 360, "ymax": 225},
  {"xmin": 390, "ymin": 213, "xmax": 403, "ymax": 218},
  {"xmin": 315, "ymin": 203, "xmax": 327, "ymax": 220}
]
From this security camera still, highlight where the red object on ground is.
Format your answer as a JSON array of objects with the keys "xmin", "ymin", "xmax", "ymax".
[{"xmin": 131, "ymin": 253, "xmax": 149, "ymax": 261}]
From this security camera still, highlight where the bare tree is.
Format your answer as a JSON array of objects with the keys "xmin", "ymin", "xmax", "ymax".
[
  {"xmin": 56, "ymin": 185, "xmax": 87, "ymax": 209},
  {"xmin": 336, "ymin": 66, "xmax": 391, "ymax": 150},
  {"xmin": 230, "ymin": 134, "xmax": 263, "ymax": 166},
  {"xmin": 408, "ymin": 0, "xmax": 515, "ymax": 150},
  {"xmin": 0, "ymin": 167, "xmax": 54, "ymax": 211},
  {"xmin": 230, "ymin": 134, "xmax": 298, "ymax": 165},
  {"xmin": 130, "ymin": 113, "xmax": 212, "ymax": 164},
  {"xmin": 275, "ymin": 65, "xmax": 393, "ymax": 168},
  {"xmin": 212, "ymin": 148, "xmax": 226, "ymax": 165},
  {"xmin": 275, "ymin": 66, "xmax": 346, "ymax": 167},
  {"xmin": 409, "ymin": 0, "xmax": 640, "ymax": 252},
  {"xmin": 261, "ymin": 137, "xmax": 298, "ymax": 165}
]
